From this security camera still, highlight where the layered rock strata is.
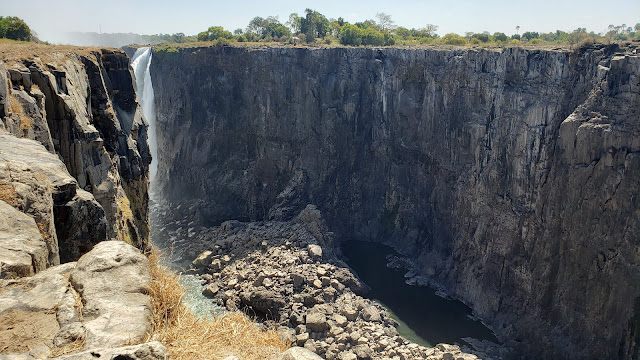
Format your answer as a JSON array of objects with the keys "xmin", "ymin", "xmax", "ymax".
[
  {"xmin": 0, "ymin": 49, "xmax": 150, "ymax": 268},
  {"xmin": 151, "ymin": 44, "xmax": 640, "ymax": 359}
]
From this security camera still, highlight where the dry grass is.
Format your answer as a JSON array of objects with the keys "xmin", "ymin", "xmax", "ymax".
[
  {"xmin": 146, "ymin": 250, "xmax": 289, "ymax": 360},
  {"xmin": 9, "ymin": 96, "xmax": 32, "ymax": 135},
  {"xmin": 0, "ymin": 40, "xmax": 112, "ymax": 64},
  {"xmin": 0, "ymin": 182, "xmax": 19, "ymax": 207}
]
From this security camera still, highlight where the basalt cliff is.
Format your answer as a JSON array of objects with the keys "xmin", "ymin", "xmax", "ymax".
[
  {"xmin": 0, "ymin": 47, "xmax": 160, "ymax": 359},
  {"xmin": 150, "ymin": 44, "xmax": 640, "ymax": 359},
  {"xmin": 0, "ymin": 48, "xmax": 151, "ymax": 267}
]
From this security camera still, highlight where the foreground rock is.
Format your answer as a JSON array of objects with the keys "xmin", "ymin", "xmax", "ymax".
[
  {"xmin": 180, "ymin": 205, "xmax": 483, "ymax": 360},
  {"xmin": 0, "ymin": 241, "xmax": 154, "ymax": 359},
  {"xmin": 0, "ymin": 200, "xmax": 48, "ymax": 278}
]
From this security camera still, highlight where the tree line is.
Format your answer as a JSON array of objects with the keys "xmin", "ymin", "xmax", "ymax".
[{"xmin": 191, "ymin": 10, "xmax": 639, "ymax": 47}]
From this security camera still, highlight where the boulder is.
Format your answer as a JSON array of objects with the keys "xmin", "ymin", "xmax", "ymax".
[
  {"xmin": 240, "ymin": 290, "xmax": 286, "ymax": 319},
  {"xmin": 307, "ymin": 244, "xmax": 322, "ymax": 259},
  {"xmin": 202, "ymin": 283, "xmax": 219, "ymax": 297},
  {"xmin": 69, "ymin": 240, "xmax": 152, "ymax": 348},
  {"xmin": 0, "ymin": 200, "xmax": 48, "ymax": 278},
  {"xmin": 278, "ymin": 346, "xmax": 323, "ymax": 360},
  {"xmin": 306, "ymin": 307, "xmax": 329, "ymax": 332}
]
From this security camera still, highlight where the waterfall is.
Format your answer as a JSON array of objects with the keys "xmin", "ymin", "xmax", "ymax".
[{"xmin": 131, "ymin": 47, "xmax": 158, "ymax": 181}]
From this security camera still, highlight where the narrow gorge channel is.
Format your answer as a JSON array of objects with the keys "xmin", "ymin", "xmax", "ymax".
[{"xmin": 341, "ymin": 240, "xmax": 499, "ymax": 348}]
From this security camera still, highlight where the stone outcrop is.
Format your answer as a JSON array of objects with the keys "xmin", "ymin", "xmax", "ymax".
[
  {"xmin": 151, "ymin": 44, "xmax": 640, "ymax": 359},
  {"xmin": 0, "ymin": 49, "xmax": 150, "ymax": 264},
  {"xmin": 0, "ymin": 241, "xmax": 156, "ymax": 359},
  {"xmin": 0, "ymin": 200, "xmax": 48, "ymax": 278},
  {"xmin": 0, "ymin": 134, "xmax": 105, "ymax": 270}
]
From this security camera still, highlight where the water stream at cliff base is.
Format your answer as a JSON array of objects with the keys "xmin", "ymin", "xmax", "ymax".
[{"xmin": 342, "ymin": 240, "xmax": 500, "ymax": 348}]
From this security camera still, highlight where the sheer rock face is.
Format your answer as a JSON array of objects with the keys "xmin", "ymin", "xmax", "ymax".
[
  {"xmin": 152, "ymin": 45, "xmax": 640, "ymax": 359},
  {"xmin": 0, "ymin": 49, "xmax": 151, "ymax": 264}
]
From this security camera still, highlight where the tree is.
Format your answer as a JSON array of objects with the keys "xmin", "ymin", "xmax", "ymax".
[
  {"xmin": 635, "ymin": 23, "xmax": 640, "ymax": 32},
  {"xmin": 197, "ymin": 26, "xmax": 233, "ymax": 42},
  {"xmin": 515, "ymin": 25, "xmax": 520, "ymax": 35},
  {"xmin": 286, "ymin": 13, "xmax": 302, "ymax": 33},
  {"xmin": 394, "ymin": 26, "xmax": 411, "ymax": 39},
  {"xmin": 522, "ymin": 31, "xmax": 539, "ymax": 40},
  {"xmin": 441, "ymin": 33, "xmax": 467, "ymax": 45},
  {"xmin": 568, "ymin": 27, "xmax": 587, "ymax": 47},
  {"xmin": 340, "ymin": 24, "xmax": 363, "ymax": 46},
  {"xmin": 376, "ymin": 13, "xmax": 395, "ymax": 31},
  {"xmin": 471, "ymin": 33, "xmax": 489, "ymax": 42},
  {"xmin": 424, "ymin": 24, "xmax": 439, "ymax": 38},
  {"xmin": 300, "ymin": 9, "xmax": 330, "ymax": 42},
  {"xmin": 355, "ymin": 20, "xmax": 377, "ymax": 29},
  {"xmin": 493, "ymin": 32, "xmax": 508, "ymax": 42},
  {"xmin": 247, "ymin": 17, "xmax": 267, "ymax": 34},
  {"xmin": 0, "ymin": 17, "xmax": 31, "ymax": 41},
  {"xmin": 264, "ymin": 22, "xmax": 291, "ymax": 39}
]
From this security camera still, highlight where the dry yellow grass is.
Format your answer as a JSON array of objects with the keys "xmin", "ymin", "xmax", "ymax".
[
  {"xmin": 146, "ymin": 250, "xmax": 289, "ymax": 360},
  {"xmin": 0, "ymin": 40, "xmax": 113, "ymax": 64},
  {"xmin": 9, "ymin": 96, "xmax": 32, "ymax": 135},
  {"xmin": 0, "ymin": 182, "xmax": 19, "ymax": 207}
]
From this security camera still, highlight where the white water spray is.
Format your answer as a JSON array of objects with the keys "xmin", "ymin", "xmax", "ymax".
[{"xmin": 131, "ymin": 47, "xmax": 158, "ymax": 181}]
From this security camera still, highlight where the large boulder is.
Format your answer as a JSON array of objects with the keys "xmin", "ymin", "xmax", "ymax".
[
  {"xmin": 0, "ymin": 200, "xmax": 48, "ymax": 278},
  {"xmin": 0, "ymin": 241, "xmax": 153, "ymax": 358},
  {"xmin": 70, "ymin": 240, "xmax": 152, "ymax": 348}
]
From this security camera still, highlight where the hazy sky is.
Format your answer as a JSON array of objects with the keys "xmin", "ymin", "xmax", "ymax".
[{"xmin": 2, "ymin": 0, "xmax": 638, "ymax": 43}]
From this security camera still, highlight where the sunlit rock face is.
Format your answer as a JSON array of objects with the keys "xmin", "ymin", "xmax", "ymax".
[
  {"xmin": 151, "ymin": 44, "xmax": 640, "ymax": 359},
  {"xmin": 1, "ymin": 49, "xmax": 151, "ymax": 263}
]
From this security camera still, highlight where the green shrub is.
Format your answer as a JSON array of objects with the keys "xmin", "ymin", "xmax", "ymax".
[{"xmin": 442, "ymin": 33, "xmax": 467, "ymax": 45}]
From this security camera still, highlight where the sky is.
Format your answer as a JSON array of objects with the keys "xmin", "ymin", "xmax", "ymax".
[{"xmin": 2, "ymin": 0, "xmax": 638, "ymax": 43}]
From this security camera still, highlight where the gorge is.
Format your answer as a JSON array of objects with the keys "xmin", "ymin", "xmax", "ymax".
[
  {"xmin": 149, "ymin": 44, "xmax": 640, "ymax": 360},
  {"xmin": 0, "ymin": 41, "xmax": 638, "ymax": 360}
]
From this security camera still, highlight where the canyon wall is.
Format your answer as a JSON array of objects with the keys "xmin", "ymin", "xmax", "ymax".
[
  {"xmin": 0, "ymin": 48, "xmax": 150, "ymax": 268},
  {"xmin": 151, "ymin": 44, "xmax": 640, "ymax": 359}
]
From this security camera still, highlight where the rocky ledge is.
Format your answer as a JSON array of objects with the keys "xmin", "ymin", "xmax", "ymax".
[
  {"xmin": 174, "ymin": 203, "xmax": 483, "ymax": 360},
  {"xmin": 0, "ymin": 240, "xmax": 166, "ymax": 360}
]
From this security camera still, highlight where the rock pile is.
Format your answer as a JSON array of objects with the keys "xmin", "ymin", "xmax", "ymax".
[{"xmin": 188, "ymin": 206, "xmax": 480, "ymax": 360}]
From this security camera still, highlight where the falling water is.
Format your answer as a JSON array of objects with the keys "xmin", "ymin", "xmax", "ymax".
[
  {"xmin": 131, "ymin": 47, "xmax": 226, "ymax": 319},
  {"xmin": 131, "ymin": 47, "xmax": 158, "ymax": 181}
]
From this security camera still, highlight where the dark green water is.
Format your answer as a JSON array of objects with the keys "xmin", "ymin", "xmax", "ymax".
[{"xmin": 342, "ymin": 240, "xmax": 499, "ymax": 348}]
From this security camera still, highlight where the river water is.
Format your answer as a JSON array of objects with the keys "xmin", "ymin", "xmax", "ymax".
[{"xmin": 342, "ymin": 240, "xmax": 499, "ymax": 348}]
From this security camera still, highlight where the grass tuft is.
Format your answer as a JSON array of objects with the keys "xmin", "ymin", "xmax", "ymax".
[{"xmin": 146, "ymin": 250, "xmax": 289, "ymax": 360}]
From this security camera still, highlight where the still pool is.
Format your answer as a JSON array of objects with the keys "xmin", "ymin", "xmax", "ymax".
[{"xmin": 341, "ymin": 240, "xmax": 499, "ymax": 348}]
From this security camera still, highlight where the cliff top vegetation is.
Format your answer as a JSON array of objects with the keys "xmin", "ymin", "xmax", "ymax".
[
  {"xmin": 0, "ymin": 39, "xmax": 115, "ymax": 63},
  {"xmin": 146, "ymin": 9, "xmax": 639, "ymax": 49}
]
